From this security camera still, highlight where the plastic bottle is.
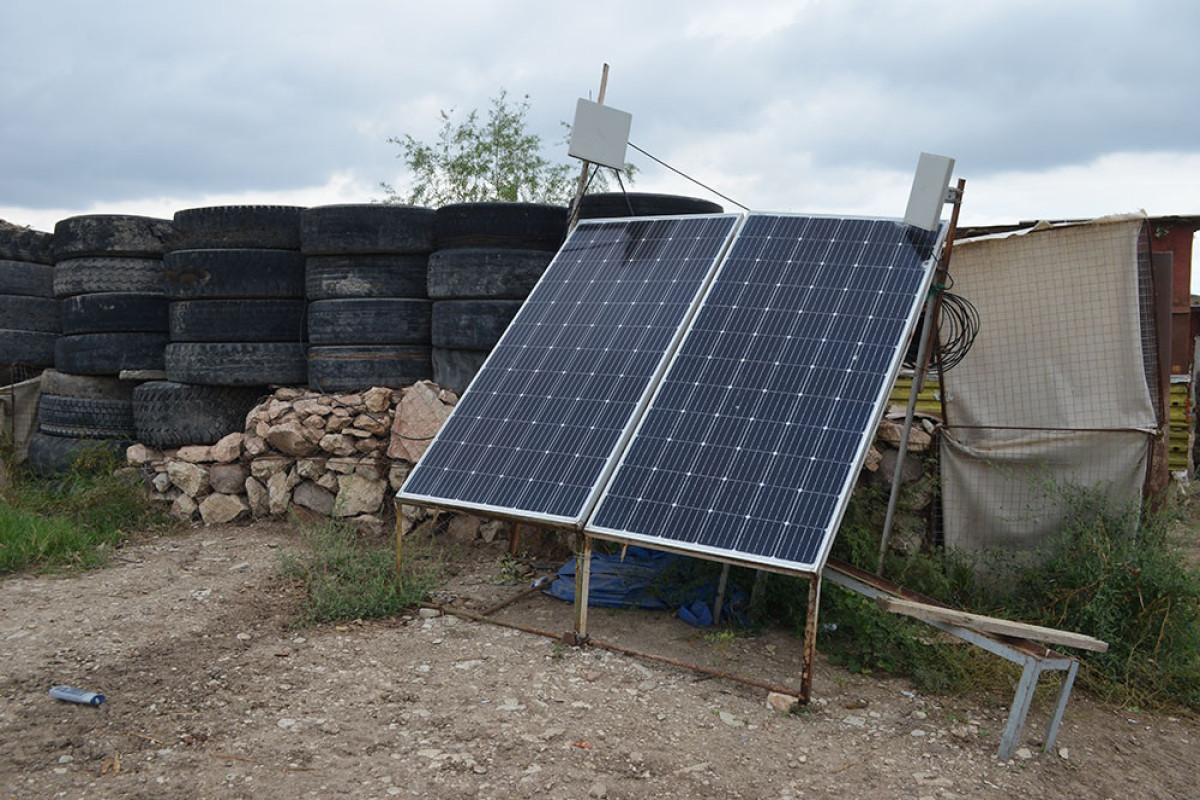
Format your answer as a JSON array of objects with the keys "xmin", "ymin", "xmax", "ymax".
[{"xmin": 48, "ymin": 686, "xmax": 105, "ymax": 706}]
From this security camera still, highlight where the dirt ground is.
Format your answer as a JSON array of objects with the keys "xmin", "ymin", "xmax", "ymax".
[{"xmin": 1, "ymin": 521, "xmax": 1196, "ymax": 799}]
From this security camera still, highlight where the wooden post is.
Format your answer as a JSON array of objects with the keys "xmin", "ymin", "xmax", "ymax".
[
  {"xmin": 799, "ymin": 571, "xmax": 822, "ymax": 704},
  {"xmin": 572, "ymin": 535, "xmax": 594, "ymax": 640},
  {"xmin": 395, "ymin": 501, "xmax": 409, "ymax": 574},
  {"xmin": 566, "ymin": 64, "xmax": 610, "ymax": 235}
]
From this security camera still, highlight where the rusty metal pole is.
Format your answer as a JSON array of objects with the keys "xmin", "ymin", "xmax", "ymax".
[
  {"xmin": 799, "ymin": 571, "xmax": 822, "ymax": 704},
  {"xmin": 394, "ymin": 501, "xmax": 408, "ymax": 574}
]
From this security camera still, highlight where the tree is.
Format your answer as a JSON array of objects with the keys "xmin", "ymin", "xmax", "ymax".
[{"xmin": 380, "ymin": 89, "xmax": 634, "ymax": 207}]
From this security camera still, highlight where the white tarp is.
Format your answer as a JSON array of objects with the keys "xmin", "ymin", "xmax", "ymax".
[{"xmin": 941, "ymin": 216, "xmax": 1157, "ymax": 551}]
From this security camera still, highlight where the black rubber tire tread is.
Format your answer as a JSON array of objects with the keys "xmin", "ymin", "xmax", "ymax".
[
  {"xmin": 163, "ymin": 249, "xmax": 304, "ymax": 299},
  {"xmin": 577, "ymin": 192, "xmax": 724, "ymax": 219},
  {"xmin": 431, "ymin": 300, "xmax": 522, "ymax": 350},
  {"xmin": 133, "ymin": 380, "xmax": 266, "ymax": 446},
  {"xmin": 431, "ymin": 347, "xmax": 489, "ymax": 395},
  {"xmin": 40, "ymin": 369, "xmax": 137, "ymax": 402},
  {"xmin": 172, "ymin": 205, "xmax": 305, "ymax": 250},
  {"xmin": 165, "ymin": 342, "xmax": 306, "ymax": 386},
  {"xmin": 169, "ymin": 299, "xmax": 307, "ymax": 343},
  {"xmin": 307, "ymin": 345, "xmax": 432, "ymax": 392},
  {"xmin": 53, "ymin": 215, "xmax": 174, "ymax": 259},
  {"xmin": 26, "ymin": 432, "xmax": 130, "ymax": 476},
  {"xmin": 426, "ymin": 248, "xmax": 553, "ymax": 299},
  {"xmin": 300, "ymin": 204, "xmax": 435, "ymax": 255},
  {"xmin": 53, "ymin": 257, "xmax": 164, "ymax": 298},
  {"xmin": 0, "ymin": 259, "xmax": 54, "ymax": 297},
  {"xmin": 54, "ymin": 333, "xmax": 168, "ymax": 375},
  {"xmin": 434, "ymin": 202, "xmax": 567, "ymax": 251},
  {"xmin": 0, "ymin": 328, "xmax": 56, "ymax": 366},
  {"xmin": 307, "ymin": 298, "xmax": 432, "ymax": 345},
  {"xmin": 0, "ymin": 225, "xmax": 55, "ymax": 264},
  {"xmin": 38, "ymin": 394, "xmax": 135, "ymax": 438},
  {"xmin": 0, "ymin": 295, "xmax": 59, "ymax": 333},
  {"xmin": 61, "ymin": 293, "xmax": 168, "ymax": 335},
  {"xmin": 304, "ymin": 254, "xmax": 428, "ymax": 300}
]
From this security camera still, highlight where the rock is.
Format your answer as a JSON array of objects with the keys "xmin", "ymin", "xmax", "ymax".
[
  {"xmin": 265, "ymin": 398, "xmax": 292, "ymax": 420},
  {"xmin": 437, "ymin": 387, "xmax": 458, "ymax": 405},
  {"xmin": 267, "ymin": 471, "xmax": 293, "ymax": 516},
  {"xmin": 318, "ymin": 433, "xmax": 357, "ymax": 457},
  {"xmin": 250, "ymin": 457, "xmax": 292, "ymax": 481},
  {"xmin": 334, "ymin": 473, "xmax": 386, "ymax": 517},
  {"xmin": 266, "ymin": 421, "xmax": 317, "ymax": 456},
  {"xmin": 299, "ymin": 423, "xmax": 325, "ymax": 445},
  {"xmin": 245, "ymin": 476, "xmax": 269, "ymax": 517},
  {"xmin": 243, "ymin": 434, "xmax": 269, "ymax": 457},
  {"xmin": 342, "ymin": 426, "xmax": 372, "ymax": 439},
  {"xmin": 209, "ymin": 463, "xmax": 249, "ymax": 494},
  {"xmin": 364, "ymin": 386, "xmax": 391, "ymax": 413},
  {"xmin": 354, "ymin": 455, "xmax": 386, "ymax": 479},
  {"xmin": 293, "ymin": 480, "xmax": 335, "ymax": 515},
  {"xmin": 588, "ymin": 782, "xmax": 607, "ymax": 798},
  {"xmin": 354, "ymin": 436, "xmax": 382, "ymax": 453},
  {"xmin": 479, "ymin": 519, "xmax": 506, "ymax": 543},
  {"xmin": 199, "ymin": 492, "xmax": 249, "ymax": 524},
  {"xmin": 294, "ymin": 398, "xmax": 331, "ymax": 416},
  {"xmin": 301, "ymin": 414, "xmax": 326, "ymax": 430},
  {"xmin": 388, "ymin": 380, "xmax": 451, "ymax": 461},
  {"xmin": 167, "ymin": 461, "xmax": 209, "ymax": 497},
  {"xmin": 274, "ymin": 387, "xmax": 305, "ymax": 401},
  {"xmin": 316, "ymin": 472, "xmax": 340, "ymax": 492},
  {"xmin": 767, "ymin": 692, "xmax": 798, "ymax": 713},
  {"xmin": 862, "ymin": 445, "xmax": 882, "ymax": 472},
  {"xmin": 296, "ymin": 458, "xmax": 325, "ymax": 480},
  {"xmin": 176, "ymin": 444, "xmax": 215, "ymax": 463},
  {"xmin": 351, "ymin": 412, "xmax": 390, "ymax": 436},
  {"xmin": 324, "ymin": 415, "xmax": 349, "ymax": 433},
  {"xmin": 126, "ymin": 443, "xmax": 161, "ymax": 466},
  {"xmin": 151, "ymin": 471, "xmax": 172, "ymax": 493},
  {"xmin": 1015, "ymin": 747, "xmax": 1033, "ymax": 760},
  {"xmin": 340, "ymin": 393, "xmax": 363, "ymax": 407},
  {"xmin": 876, "ymin": 418, "xmax": 932, "ymax": 453},
  {"xmin": 388, "ymin": 462, "xmax": 411, "ymax": 491},
  {"xmin": 447, "ymin": 514, "xmax": 481, "ymax": 542},
  {"xmin": 211, "ymin": 432, "xmax": 243, "ymax": 463},
  {"xmin": 325, "ymin": 457, "xmax": 358, "ymax": 474},
  {"xmin": 347, "ymin": 514, "xmax": 385, "ymax": 536},
  {"xmin": 170, "ymin": 493, "xmax": 198, "ymax": 521}
]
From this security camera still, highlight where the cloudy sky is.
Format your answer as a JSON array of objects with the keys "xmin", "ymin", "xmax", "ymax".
[{"xmin": 3, "ymin": 1, "xmax": 1198, "ymax": 257}]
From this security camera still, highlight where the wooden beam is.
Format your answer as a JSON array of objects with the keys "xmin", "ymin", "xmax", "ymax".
[{"xmin": 875, "ymin": 596, "xmax": 1108, "ymax": 653}]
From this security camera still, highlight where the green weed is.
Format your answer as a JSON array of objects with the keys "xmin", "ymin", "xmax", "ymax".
[
  {"xmin": 0, "ymin": 445, "xmax": 170, "ymax": 573},
  {"xmin": 279, "ymin": 519, "xmax": 447, "ymax": 626}
]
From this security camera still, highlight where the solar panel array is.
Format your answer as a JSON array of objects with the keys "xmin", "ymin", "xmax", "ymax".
[
  {"xmin": 399, "ymin": 215, "xmax": 740, "ymax": 525},
  {"xmin": 399, "ymin": 212, "xmax": 944, "ymax": 574},
  {"xmin": 589, "ymin": 215, "xmax": 943, "ymax": 572}
]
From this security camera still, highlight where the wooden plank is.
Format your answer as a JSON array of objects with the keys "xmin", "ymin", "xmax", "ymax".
[{"xmin": 875, "ymin": 596, "xmax": 1109, "ymax": 652}]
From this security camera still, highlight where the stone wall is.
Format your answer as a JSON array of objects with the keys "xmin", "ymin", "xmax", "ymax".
[{"xmin": 130, "ymin": 380, "xmax": 460, "ymax": 534}]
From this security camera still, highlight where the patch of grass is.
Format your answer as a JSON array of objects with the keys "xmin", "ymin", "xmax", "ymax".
[
  {"xmin": 0, "ymin": 444, "xmax": 170, "ymax": 573},
  {"xmin": 280, "ymin": 519, "xmax": 447, "ymax": 626}
]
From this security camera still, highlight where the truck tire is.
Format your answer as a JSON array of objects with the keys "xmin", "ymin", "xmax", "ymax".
[{"xmin": 133, "ymin": 381, "xmax": 265, "ymax": 446}]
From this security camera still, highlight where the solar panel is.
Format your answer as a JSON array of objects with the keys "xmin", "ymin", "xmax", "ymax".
[
  {"xmin": 588, "ymin": 214, "xmax": 945, "ymax": 572},
  {"xmin": 398, "ymin": 214, "xmax": 741, "ymax": 526}
]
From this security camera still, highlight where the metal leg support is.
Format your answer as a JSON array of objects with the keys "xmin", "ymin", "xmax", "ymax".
[
  {"xmin": 1043, "ymin": 659, "xmax": 1079, "ymax": 753},
  {"xmin": 998, "ymin": 657, "xmax": 1043, "ymax": 761},
  {"xmin": 799, "ymin": 572, "xmax": 822, "ymax": 704}
]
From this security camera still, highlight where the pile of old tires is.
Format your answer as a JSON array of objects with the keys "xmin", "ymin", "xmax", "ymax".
[
  {"xmin": 302, "ymin": 204, "xmax": 436, "ymax": 391},
  {"xmin": 0, "ymin": 224, "xmax": 57, "ymax": 385},
  {"xmin": 130, "ymin": 206, "xmax": 310, "ymax": 449},
  {"xmin": 428, "ymin": 202, "xmax": 567, "ymax": 393},
  {"xmin": 575, "ymin": 192, "xmax": 723, "ymax": 220},
  {"xmin": 26, "ymin": 215, "xmax": 174, "ymax": 474}
]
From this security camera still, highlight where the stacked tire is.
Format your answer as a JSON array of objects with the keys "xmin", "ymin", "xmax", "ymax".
[
  {"xmin": 302, "ymin": 204, "xmax": 436, "ymax": 391},
  {"xmin": 52, "ymin": 215, "xmax": 174, "ymax": 377},
  {"xmin": 0, "ymin": 223, "xmax": 57, "ymax": 385},
  {"xmin": 27, "ymin": 370, "xmax": 136, "ymax": 475},
  {"xmin": 164, "ymin": 206, "xmax": 307, "ymax": 388},
  {"xmin": 575, "ymin": 192, "xmax": 723, "ymax": 220},
  {"xmin": 428, "ymin": 203, "xmax": 567, "ymax": 393}
]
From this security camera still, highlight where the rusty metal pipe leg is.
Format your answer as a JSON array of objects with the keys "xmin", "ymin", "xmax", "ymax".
[{"xmin": 800, "ymin": 572, "xmax": 822, "ymax": 704}]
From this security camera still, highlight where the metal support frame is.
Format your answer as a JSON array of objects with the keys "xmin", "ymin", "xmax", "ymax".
[{"xmin": 825, "ymin": 560, "xmax": 1079, "ymax": 760}]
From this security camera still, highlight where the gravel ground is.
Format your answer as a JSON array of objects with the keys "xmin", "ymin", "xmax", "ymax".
[{"xmin": 1, "ymin": 521, "xmax": 1196, "ymax": 799}]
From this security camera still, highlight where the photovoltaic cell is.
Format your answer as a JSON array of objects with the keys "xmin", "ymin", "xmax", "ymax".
[
  {"xmin": 588, "ymin": 214, "xmax": 945, "ymax": 572},
  {"xmin": 398, "ymin": 214, "xmax": 740, "ymax": 525}
]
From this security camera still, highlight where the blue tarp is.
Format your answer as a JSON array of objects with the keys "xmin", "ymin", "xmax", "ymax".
[{"xmin": 544, "ymin": 546, "xmax": 747, "ymax": 627}]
